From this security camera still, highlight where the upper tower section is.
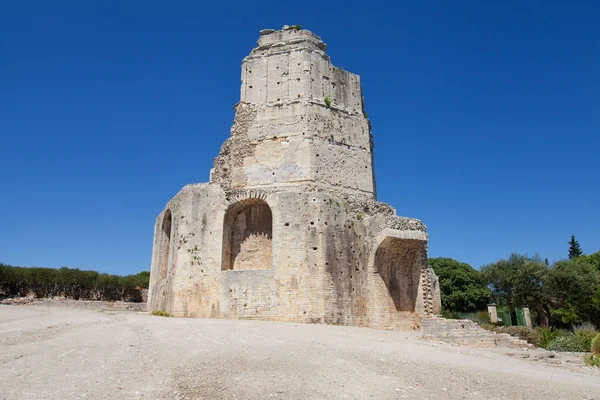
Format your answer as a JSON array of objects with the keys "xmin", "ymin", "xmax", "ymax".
[
  {"xmin": 212, "ymin": 27, "xmax": 375, "ymax": 198},
  {"xmin": 240, "ymin": 27, "xmax": 363, "ymax": 114}
]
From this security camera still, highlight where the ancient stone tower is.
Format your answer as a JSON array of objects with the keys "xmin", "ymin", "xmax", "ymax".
[{"xmin": 148, "ymin": 26, "xmax": 441, "ymax": 330}]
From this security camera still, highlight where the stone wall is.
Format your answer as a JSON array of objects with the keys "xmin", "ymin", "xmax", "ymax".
[{"xmin": 147, "ymin": 185, "xmax": 434, "ymax": 330}]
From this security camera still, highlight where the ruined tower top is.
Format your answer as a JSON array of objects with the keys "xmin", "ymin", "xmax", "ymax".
[
  {"xmin": 239, "ymin": 26, "xmax": 364, "ymax": 114},
  {"xmin": 256, "ymin": 26, "xmax": 327, "ymax": 52},
  {"xmin": 212, "ymin": 27, "xmax": 375, "ymax": 197}
]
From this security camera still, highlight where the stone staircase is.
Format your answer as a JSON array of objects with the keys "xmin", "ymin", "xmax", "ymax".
[{"xmin": 421, "ymin": 318, "xmax": 533, "ymax": 348}]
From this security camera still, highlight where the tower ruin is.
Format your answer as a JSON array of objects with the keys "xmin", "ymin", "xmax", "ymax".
[{"xmin": 148, "ymin": 27, "xmax": 441, "ymax": 330}]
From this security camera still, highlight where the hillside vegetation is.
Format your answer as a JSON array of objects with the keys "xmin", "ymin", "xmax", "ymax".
[{"xmin": 0, "ymin": 263, "xmax": 149, "ymax": 302}]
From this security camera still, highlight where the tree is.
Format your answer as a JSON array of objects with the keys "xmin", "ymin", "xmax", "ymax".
[
  {"xmin": 565, "ymin": 250, "xmax": 600, "ymax": 328},
  {"xmin": 568, "ymin": 235, "xmax": 583, "ymax": 259},
  {"xmin": 481, "ymin": 254, "xmax": 549, "ymax": 324},
  {"xmin": 545, "ymin": 258, "xmax": 598, "ymax": 326},
  {"xmin": 429, "ymin": 258, "xmax": 491, "ymax": 313},
  {"xmin": 589, "ymin": 287, "xmax": 600, "ymax": 329},
  {"xmin": 0, "ymin": 262, "xmax": 150, "ymax": 302},
  {"xmin": 130, "ymin": 271, "xmax": 150, "ymax": 289},
  {"xmin": 578, "ymin": 250, "xmax": 600, "ymax": 273}
]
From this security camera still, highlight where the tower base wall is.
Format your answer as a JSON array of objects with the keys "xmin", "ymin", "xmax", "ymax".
[{"xmin": 148, "ymin": 183, "xmax": 439, "ymax": 330}]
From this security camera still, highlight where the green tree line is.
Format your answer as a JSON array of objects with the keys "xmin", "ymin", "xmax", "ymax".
[
  {"xmin": 430, "ymin": 237, "xmax": 600, "ymax": 329},
  {"xmin": 0, "ymin": 263, "xmax": 149, "ymax": 302}
]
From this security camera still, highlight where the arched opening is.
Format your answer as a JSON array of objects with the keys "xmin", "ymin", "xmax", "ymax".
[
  {"xmin": 158, "ymin": 210, "xmax": 172, "ymax": 280},
  {"xmin": 222, "ymin": 199, "xmax": 272, "ymax": 271},
  {"xmin": 374, "ymin": 237, "xmax": 422, "ymax": 312}
]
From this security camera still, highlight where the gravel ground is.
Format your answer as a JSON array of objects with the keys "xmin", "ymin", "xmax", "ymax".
[{"xmin": 1, "ymin": 305, "xmax": 599, "ymax": 400}]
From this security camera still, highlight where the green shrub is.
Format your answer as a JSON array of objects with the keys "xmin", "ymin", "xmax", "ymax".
[
  {"xmin": 536, "ymin": 326, "xmax": 568, "ymax": 348},
  {"xmin": 441, "ymin": 309, "xmax": 462, "ymax": 319},
  {"xmin": 324, "ymin": 96, "xmax": 332, "ymax": 108},
  {"xmin": 573, "ymin": 324, "xmax": 598, "ymax": 352},
  {"xmin": 462, "ymin": 310, "xmax": 491, "ymax": 326},
  {"xmin": 546, "ymin": 335, "xmax": 584, "ymax": 352},
  {"xmin": 576, "ymin": 330, "xmax": 597, "ymax": 351},
  {"xmin": 584, "ymin": 353, "xmax": 600, "ymax": 367},
  {"xmin": 592, "ymin": 333, "xmax": 600, "ymax": 355},
  {"xmin": 152, "ymin": 310, "xmax": 170, "ymax": 317},
  {"xmin": 494, "ymin": 326, "xmax": 540, "ymax": 347}
]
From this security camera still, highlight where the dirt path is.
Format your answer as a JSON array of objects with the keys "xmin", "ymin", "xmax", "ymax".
[{"xmin": 1, "ymin": 306, "xmax": 599, "ymax": 400}]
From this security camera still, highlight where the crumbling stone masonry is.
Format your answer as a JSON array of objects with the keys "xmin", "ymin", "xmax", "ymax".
[{"xmin": 148, "ymin": 26, "xmax": 442, "ymax": 330}]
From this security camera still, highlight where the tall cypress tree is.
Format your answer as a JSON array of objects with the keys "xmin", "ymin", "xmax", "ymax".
[{"xmin": 568, "ymin": 235, "xmax": 583, "ymax": 259}]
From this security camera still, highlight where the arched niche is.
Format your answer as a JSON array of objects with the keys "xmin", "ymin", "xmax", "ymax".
[
  {"xmin": 374, "ymin": 237, "xmax": 423, "ymax": 312},
  {"xmin": 222, "ymin": 199, "xmax": 273, "ymax": 271}
]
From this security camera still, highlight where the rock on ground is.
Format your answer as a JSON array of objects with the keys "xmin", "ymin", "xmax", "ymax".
[{"xmin": 0, "ymin": 305, "xmax": 599, "ymax": 400}]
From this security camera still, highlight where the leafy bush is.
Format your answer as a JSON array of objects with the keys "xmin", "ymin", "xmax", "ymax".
[
  {"xmin": 151, "ymin": 310, "xmax": 170, "ymax": 317},
  {"xmin": 592, "ymin": 333, "xmax": 600, "ymax": 355},
  {"xmin": 546, "ymin": 335, "xmax": 585, "ymax": 352},
  {"xmin": 441, "ymin": 309, "xmax": 462, "ymax": 319},
  {"xmin": 535, "ymin": 326, "xmax": 568, "ymax": 348},
  {"xmin": 481, "ymin": 323, "xmax": 496, "ymax": 331},
  {"xmin": 463, "ymin": 310, "xmax": 491, "ymax": 326},
  {"xmin": 575, "ymin": 331, "xmax": 597, "ymax": 351},
  {"xmin": 494, "ymin": 326, "xmax": 540, "ymax": 347},
  {"xmin": 324, "ymin": 96, "xmax": 332, "ymax": 108},
  {"xmin": 584, "ymin": 353, "xmax": 600, "ymax": 367},
  {"xmin": 573, "ymin": 323, "xmax": 598, "ymax": 352}
]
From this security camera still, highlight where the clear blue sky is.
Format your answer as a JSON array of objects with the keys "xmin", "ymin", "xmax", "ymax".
[{"xmin": 1, "ymin": 1, "xmax": 598, "ymax": 275}]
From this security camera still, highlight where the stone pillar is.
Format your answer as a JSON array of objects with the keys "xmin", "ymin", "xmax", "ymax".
[
  {"xmin": 487, "ymin": 303, "xmax": 498, "ymax": 323},
  {"xmin": 428, "ymin": 267, "xmax": 442, "ymax": 315},
  {"xmin": 523, "ymin": 307, "xmax": 532, "ymax": 328}
]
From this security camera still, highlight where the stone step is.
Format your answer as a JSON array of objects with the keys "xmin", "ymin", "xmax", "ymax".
[{"xmin": 421, "ymin": 317, "xmax": 533, "ymax": 349}]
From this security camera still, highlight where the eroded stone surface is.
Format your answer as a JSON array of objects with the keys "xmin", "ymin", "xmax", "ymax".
[{"xmin": 148, "ymin": 27, "xmax": 440, "ymax": 330}]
